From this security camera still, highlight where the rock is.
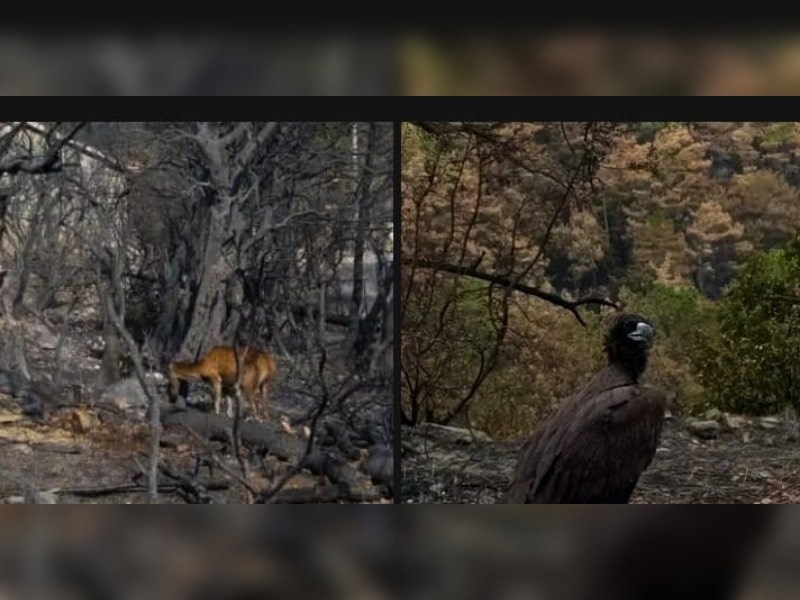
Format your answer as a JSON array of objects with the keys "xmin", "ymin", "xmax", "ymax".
[
  {"xmin": 430, "ymin": 482, "xmax": 446, "ymax": 496},
  {"xmin": 30, "ymin": 489, "xmax": 59, "ymax": 504},
  {"xmin": 72, "ymin": 408, "xmax": 100, "ymax": 433},
  {"xmin": 421, "ymin": 423, "xmax": 493, "ymax": 444},
  {"xmin": 100, "ymin": 375, "xmax": 161, "ymax": 411},
  {"xmin": 28, "ymin": 322, "xmax": 59, "ymax": 350},
  {"xmin": 21, "ymin": 388, "xmax": 45, "ymax": 419},
  {"xmin": 280, "ymin": 414, "xmax": 295, "ymax": 435},
  {"xmin": 687, "ymin": 419, "xmax": 721, "ymax": 440},
  {"xmin": 759, "ymin": 416, "xmax": 781, "ymax": 430},
  {"xmin": 0, "ymin": 370, "xmax": 30, "ymax": 399},
  {"xmin": 364, "ymin": 444, "xmax": 393, "ymax": 488},
  {"xmin": 703, "ymin": 408, "xmax": 723, "ymax": 422},
  {"xmin": 1, "ymin": 495, "xmax": 25, "ymax": 504},
  {"xmin": 0, "ymin": 371, "xmax": 14, "ymax": 396},
  {"xmin": 721, "ymin": 413, "xmax": 748, "ymax": 432},
  {"xmin": 3, "ymin": 488, "xmax": 60, "ymax": 504}
]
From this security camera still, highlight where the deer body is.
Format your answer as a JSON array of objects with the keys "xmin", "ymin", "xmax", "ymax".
[{"xmin": 168, "ymin": 346, "xmax": 277, "ymax": 420}]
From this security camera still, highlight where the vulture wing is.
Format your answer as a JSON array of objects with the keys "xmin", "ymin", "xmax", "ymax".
[{"xmin": 503, "ymin": 383, "xmax": 666, "ymax": 504}]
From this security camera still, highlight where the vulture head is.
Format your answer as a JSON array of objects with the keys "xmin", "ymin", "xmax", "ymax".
[{"xmin": 603, "ymin": 313, "xmax": 655, "ymax": 382}]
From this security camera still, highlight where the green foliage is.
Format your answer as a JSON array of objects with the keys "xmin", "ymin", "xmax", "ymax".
[
  {"xmin": 763, "ymin": 122, "xmax": 795, "ymax": 146},
  {"xmin": 617, "ymin": 276, "xmax": 712, "ymax": 412},
  {"xmin": 644, "ymin": 208, "xmax": 669, "ymax": 226},
  {"xmin": 403, "ymin": 122, "xmax": 438, "ymax": 160},
  {"xmin": 619, "ymin": 276, "xmax": 709, "ymax": 337},
  {"xmin": 635, "ymin": 122, "xmax": 666, "ymax": 144},
  {"xmin": 690, "ymin": 244, "xmax": 800, "ymax": 415},
  {"xmin": 402, "ymin": 274, "xmax": 500, "ymax": 423},
  {"xmin": 474, "ymin": 277, "xmax": 722, "ymax": 438},
  {"xmin": 454, "ymin": 277, "xmax": 498, "ymax": 350},
  {"xmin": 471, "ymin": 302, "xmax": 605, "ymax": 440}
]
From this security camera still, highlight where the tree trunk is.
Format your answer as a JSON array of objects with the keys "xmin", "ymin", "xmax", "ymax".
[
  {"xmin": 101, "ymin": 317, "xmax": 121, "ymax": 385},
  {"xmin": 12, "ymin": 251, "xmax": 31, "ymax": 319},
  {"xmin": 348, "ymin": 123, "xmax": 377, "ymax": 366},
  {"xmin": 177, "ymin": 205, "xmax": 232, "ymax": 357}
]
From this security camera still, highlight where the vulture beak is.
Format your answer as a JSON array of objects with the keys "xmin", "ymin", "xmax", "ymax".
[{"xmin": 627, "ymin": 322, "xmax": 654, "ymax": 345}]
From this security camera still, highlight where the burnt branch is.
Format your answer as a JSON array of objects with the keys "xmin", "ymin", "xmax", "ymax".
[
  {"xmin": 406, "ymin": 258, "xmax": 619, "ymax": 326},
  {"xmin": 0, "ymin": 122, "xmax": 87, "ymax": 175}
]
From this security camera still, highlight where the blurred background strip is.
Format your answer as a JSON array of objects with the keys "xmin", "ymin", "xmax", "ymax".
[{"xmin": 3, "ymin": 27, "xmax": 800, "ymax": 95}]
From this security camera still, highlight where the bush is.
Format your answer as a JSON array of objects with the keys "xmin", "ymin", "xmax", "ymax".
[
  {"xmin": 690, "ymin": 242, "xmax": 800, "ymax": 415},
  {"xmin": 473, "ymin": 302, "xmax": 604, "ymax": 440},
  {"xmin": 401, "ymin": 274, "xmax": 502, "ymax": 424},
  {"xmin": 616, "ymin": 276, "xmax": 713, "ymax": 414},
  {"xmin": 476, "ymin": 277, "xmax": 716, "ymax": 438}
]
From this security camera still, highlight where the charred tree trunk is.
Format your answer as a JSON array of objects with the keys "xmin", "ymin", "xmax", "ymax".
[
  {"xmin": 349, "ymin": 122, "xmax": 366, "ymax": 329},
  {"xmin": 348, "ymin": 123, "xmax": 377, "ymax": 369},
  {"xmin": 100, "ymin": 317, "xmax": 121, "ymax": 385},
  {"xmin": 0, "ymin": 194, "xmax": 8, "ymax": 250},
  {"xmin": 162, "ymin": 122, "xmax": 278, "ymax": 360},
  {"xmin": 97, "ymin": 246, "xmax": 126, "ymax": 385},
  {"xmin": 154, "ymin": 242, "xmax": 190, "ymax": 359},
  {"xmin": 12, "ymin": 234, "xmax": 35, "ymax": 319},
  {"xmin": 178, "ymin": 204, "xmax": 232, "ymax": 357}
]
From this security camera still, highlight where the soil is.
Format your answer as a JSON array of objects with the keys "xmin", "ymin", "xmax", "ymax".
[
  {"xmin": 0, "ymin": 394, "xmax": 344, "ymax": 504},
  {"xmin": 401, "ymin": 412, "xmax": 800, "ymax": 504}
]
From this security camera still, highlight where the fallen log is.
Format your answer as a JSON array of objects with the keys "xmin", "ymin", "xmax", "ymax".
[
  {"xmin": 161, "ymin": 406, "xmax": 305, "ymax": 461},
  {"xmin": 265, "ymin": 483, "xmax": 385, "ymax": 504},
  {"xmin": 162, "ymin": 406, "xmax": 391, "ymax": 499},
  {"xmin": 301, "ymin": 449, "xmax": 366, "ymax": 490},
  {"xmin": 364, "ymin": 444, "xmax": 393, "ymax": 489},
  {"xmin": 324, "ymin": 420, "xmax": 363, "ymax": 461},
  {"xmin": 0, "ymin": 437, "xmax": 83, "ymax": 454},
  {"xmin": 59, "ymin": 480, "xmax": 229, "ymax": 498}
]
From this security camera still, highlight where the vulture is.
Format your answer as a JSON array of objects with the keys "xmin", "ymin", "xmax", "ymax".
[{"xmin": 500, "ymin": 312, "xmax": 667, "ymax": 504}]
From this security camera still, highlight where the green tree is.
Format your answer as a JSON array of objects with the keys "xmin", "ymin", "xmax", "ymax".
[{"xmin": 691, "ymin": 242, "xmax": 800, "ymax": 415}]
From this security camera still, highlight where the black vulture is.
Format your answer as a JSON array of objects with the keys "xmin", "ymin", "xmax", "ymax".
[{"xmin": 500, "ymin": 312, "xmax": 667, "ymax": 504}]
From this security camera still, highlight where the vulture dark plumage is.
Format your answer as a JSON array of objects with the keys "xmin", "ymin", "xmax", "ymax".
[{"xmin": 501, "ymin": 312, "xmax": 667, "ymax": 504}]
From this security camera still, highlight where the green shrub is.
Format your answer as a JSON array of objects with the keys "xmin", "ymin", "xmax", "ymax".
[
  {"xmin": 472, "ymin": 302, "xmax": 604, "ymax": 439},
  {"xmin": 690, "ymin": 242, "xmax": 800, "ymax": 415},
  {"xmin": 401, "ymin": 274, "xmax": 501, "ymax": 424},
  {"xmin": 476, "ymin": 277, "xmax": 718, "ymax": 438},
  {"xmin": 616, "ymin": 276, "xmax": 713, "ymax": 414}
]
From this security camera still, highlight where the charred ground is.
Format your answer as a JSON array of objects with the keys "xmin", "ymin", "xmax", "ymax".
[{"xmin": 401, "ymin": 411, "xmax": 800, "ymax": 504}]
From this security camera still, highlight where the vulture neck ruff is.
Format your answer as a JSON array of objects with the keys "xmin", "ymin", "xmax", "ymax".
[{"xmin": 605, "ymin": 337, "xmax": 649, "ymax": 383}]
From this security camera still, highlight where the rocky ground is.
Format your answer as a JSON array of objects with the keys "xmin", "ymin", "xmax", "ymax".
[{"xmin": 401, "ymin": 410, "xmax": 800, "ymax": 504}]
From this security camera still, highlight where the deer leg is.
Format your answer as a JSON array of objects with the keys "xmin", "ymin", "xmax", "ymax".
[
  {"xmin": 211, "ymin": 376, "xmax": 223, "ymax": 416},
  {"xmin": 262, "ymin": 380, "xmax": 271, "ymax": 416},
  {"xmin": 246, "ymin": 393, "xmax": 257, "ymax": 421},
  {"xmin": 168, "ymin": 374, "xmax": 180, "ymax": 403},
  {"xmin": 242, "ymin": 379, "xmax": 258, "ymax": 421}
]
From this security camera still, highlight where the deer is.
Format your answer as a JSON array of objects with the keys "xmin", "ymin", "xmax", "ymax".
[{"xmin": 168, "ymin": 346, "xmax": 277, "ymax": 421}]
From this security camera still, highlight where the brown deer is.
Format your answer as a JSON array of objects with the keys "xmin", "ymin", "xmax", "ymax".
[{"xmin": 168, "ymin": 346, "xmax": 277, "ymax": 420}]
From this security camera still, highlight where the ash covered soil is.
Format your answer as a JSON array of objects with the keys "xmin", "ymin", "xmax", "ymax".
[{"xmin": 401, "ymin": 412, "xmax": 800, "ymax": 504}]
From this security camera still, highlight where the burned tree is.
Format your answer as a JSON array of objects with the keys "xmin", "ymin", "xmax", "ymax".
[{"xmin": 401, "ymin": 122, "xmax": 616, "ymax": 429}]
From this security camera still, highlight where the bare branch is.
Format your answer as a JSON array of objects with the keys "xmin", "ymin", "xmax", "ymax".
[
  {"xmin": 406, "ymin": 258, "xmax": 619, "ymax": 325},
  {"xmin": 0, "ymin": 122, "xmax": 87, "ymax": 175}
]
